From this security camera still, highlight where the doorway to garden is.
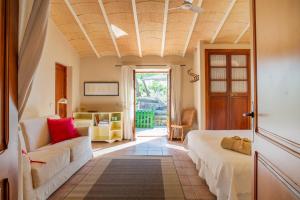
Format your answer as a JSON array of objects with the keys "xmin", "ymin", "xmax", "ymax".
[{"xmin": 134, "ymin": 70, "xmax": 170, "ymax": 137}]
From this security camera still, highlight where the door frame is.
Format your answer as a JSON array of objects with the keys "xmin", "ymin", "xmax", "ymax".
[
  {"xmin": 0, "ymin": 0, "xmax": 18, "ymax": 199},
  {"xmin": 133, "ymin": 69, "xmax": 171, "ymax": 138},
  {"xmin": 205, "ymin": 49, "xmax": 251, "ymax": 130},
  {"xmin": 55, "ymin": 63, "xmax": 68, "ymax": 118}
]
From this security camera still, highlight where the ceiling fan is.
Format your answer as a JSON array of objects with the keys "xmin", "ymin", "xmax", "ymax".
[{"xmin": 168, "ymin": 0, "xmax": 203, "ymax": 13}]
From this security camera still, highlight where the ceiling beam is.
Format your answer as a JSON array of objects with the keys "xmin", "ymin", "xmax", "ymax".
[
  {"xmin": 160, "ymin": 0, "xmax": 169, "ymax": 57},
  {"xmin": 182, "ymin": 0, "xmax": 203, "ymax": 57},
  {"xmin": 234, "ymin": 23, "xmax": 250, "ymax": 43},
  {"xmin": 97, "ymin": 0, "xmax": 121, "ymax": 58},
  {"xmin": 64, "ymin": 0, "xmax": 100, "ymax": 58},
  {"xmin": 131, "ymin": 0, "xmax": 142, "ymax": 57},
  {"xmin": 210, "ymin": 0, "xmax": 237, "ymax": 44}
]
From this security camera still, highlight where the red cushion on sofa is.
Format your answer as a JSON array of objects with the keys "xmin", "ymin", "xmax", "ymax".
[{"xmin": 47, "ymin": 118, "xmax": 79, "ymax": 144}]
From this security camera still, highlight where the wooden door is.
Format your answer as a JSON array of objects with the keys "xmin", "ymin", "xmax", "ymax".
[
  {"xmin": 253, "ymin": 0, "xmax": 300, "ymax": 199},
  {"xmin": 206, "ymin": 50, "xmax": 251, "ymax": 130},
  {"xmin": 55, "ymin": 63, "xmax": 67, "ymax": 118},
  {"xmin": 0, "ymin": 0, "xmax": 18, "ymax": 199}
]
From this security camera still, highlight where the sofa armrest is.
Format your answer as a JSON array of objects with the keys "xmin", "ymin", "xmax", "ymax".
[{"xmin": 76, "ymin": 126, "xmax": 91, "ymax": 137}]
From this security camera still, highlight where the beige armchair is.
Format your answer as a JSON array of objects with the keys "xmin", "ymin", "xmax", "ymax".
[{"xmin": 170, "ymin": 108, "xmax": 196, "ymax": 141}]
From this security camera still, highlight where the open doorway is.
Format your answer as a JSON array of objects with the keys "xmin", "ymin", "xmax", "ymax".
[
  {"xmin": 134, "ymin": 70, "xmax": 170, "ymax": 137},
  {"xmin": 55, "ymin": 63, "xmax": 67, "ymax": 118}
]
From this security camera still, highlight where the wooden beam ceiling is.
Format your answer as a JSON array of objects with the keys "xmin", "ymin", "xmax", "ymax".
[
  {"xmin": 182, "ymin": 0, "xmax": 203, "ymax": 57},
  {"xmin": 234, "ymin": 23, "xmax": 250, "ymax": 43},
  {"xmin": 136, "ymin": 0, "xmax": 164, "ymax": 56},
  {"xmin": 210, "ymin": 0, "xmax": 237, "ymax": 43},
  {"xmin": 69, "ymin": 0, "xmax": 116, "ymax": 56},
  {"xmin": 160, "ymin": 0, "xmax": 169, "ymax": 57},
  {"xmin": 239, "ymin": 29, "xmax": 250, "ymax": 43},
  {"xmin": 51, "ymin": 0, "xmax": 95, "ymax": 57},
  {"xmin": 216, "ymin": 0, "xmax": 250, "ymax": 43},
  {"xmin": 64, "ymin": 0, "xmax": 101, "ymax": 57},
  {"xmin": 97, "ymin": 0, "xmax": 121, "ymax": 57},
  {"xmin": 50, "ymin": 0, "xmax": 251, "ymax": 58},
  {"xmin": 164, "ymin": 0, "xmax": 194, "ymax": 56},
  {"xmin": 131, "ymin": 0, "xmax": 142, "ymax": 57}
]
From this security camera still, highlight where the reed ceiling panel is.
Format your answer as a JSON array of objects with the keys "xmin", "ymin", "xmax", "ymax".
[
  {"xmin": 215, "ymin": 0, "xmax": 250, "ymax": 43},
  {"xmin": 238, "ymin": 29, "xmax": 250, "ymax": 43},
  {"xmin": 51, "ymin": 0, "xmax": 251, "ymax": 57},
  {"xmin": 103, "ymin": 0, "xmax": 139, "ymax": 56},
  {"xmin": 51, "ymin": 0, "xmax": 94, "ymax": 57},
  {"xmin": 186, "ymin": 0, "xmax": 230, "ymax": 54},
  {"xmin": 164, "ymin": 0, "xmax": 195, "ymax": 56},
  {"xmin": 69, "ymin": 0, "xmax": 116, "ymax": 56},
  {"xmin": 136, "ymin": 0, "xmax": 165, "ymax": 56}
]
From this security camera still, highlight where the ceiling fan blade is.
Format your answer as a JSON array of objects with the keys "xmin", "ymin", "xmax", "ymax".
[
  {"xmin": 184, "ymin": 0, "xmax": 193, "ymax": 3},
  {"xmin": 190, "ymin": 6, "xmax": 203, "ymax": 13}
]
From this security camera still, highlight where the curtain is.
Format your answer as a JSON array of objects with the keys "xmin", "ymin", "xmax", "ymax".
[
  {"xmin": 170, "ymin": 65, "xmax": 182, "ymax": 138},
  {"xmin": 18, "ymin": 0, "xmax": 50, "ymax": 119},
  {"xmin": 121, "ymin": 66, "xmax": 135, "ymax": 140}
]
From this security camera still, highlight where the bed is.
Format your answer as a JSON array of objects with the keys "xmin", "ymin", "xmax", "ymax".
[{"xmin": 185, "ymin": 130, "xmax": 253, "ymax": 200}]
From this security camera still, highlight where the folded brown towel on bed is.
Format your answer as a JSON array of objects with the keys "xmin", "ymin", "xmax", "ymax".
[{"xmin": 221, "ymin": 136, "xmax": 252, "ymax": 155}]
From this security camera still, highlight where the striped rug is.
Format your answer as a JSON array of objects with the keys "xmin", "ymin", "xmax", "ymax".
[{"xmin": 65, "ymin": 156, "xmax": 184, "ymax": 200}]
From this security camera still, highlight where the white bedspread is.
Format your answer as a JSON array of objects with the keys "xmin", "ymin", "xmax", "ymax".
[{"xmin": 186, "ymin": 130, "xmax": 253, "ymax": 200}]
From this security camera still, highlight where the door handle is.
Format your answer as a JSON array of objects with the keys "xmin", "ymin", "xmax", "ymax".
[{"xmin": 243, "ymin": 112, "xmax": 254, "ymax": 118}]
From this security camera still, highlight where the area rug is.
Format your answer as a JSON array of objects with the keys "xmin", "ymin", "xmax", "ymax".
[{"xmin": 65, "ymin": 156, "xmax": 184, "ymax": 200}]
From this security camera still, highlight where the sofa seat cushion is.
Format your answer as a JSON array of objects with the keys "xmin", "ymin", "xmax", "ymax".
[
  {"xmin": 28, "ymin": 148, "xmax": 70, "ymax": 188},
  {"xmin": 38, "ymin": 136, "xmax": 91, "ymax": 162}
]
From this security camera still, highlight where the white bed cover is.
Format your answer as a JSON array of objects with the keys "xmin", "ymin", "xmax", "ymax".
[{"xmin": 186, "ymin": 130, "xmax": 253, "ymax": 200}]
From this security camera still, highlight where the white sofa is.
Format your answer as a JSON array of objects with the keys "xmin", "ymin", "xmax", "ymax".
[{"xmin": 19, "ymin": 116, "xmax": 93, "ymax": 200}]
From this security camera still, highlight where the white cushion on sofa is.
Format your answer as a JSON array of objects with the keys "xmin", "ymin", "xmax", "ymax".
[
  {"xmin": 20, "ymin": 115, "xmax": 59, "ymax": 152},
  {"xmin": 38, "ymin": 136, "xmax": 91, "ymax": 162},
  {"xmin": 29, "ymin": 148, "xmax": 70, "ymax": 188}
]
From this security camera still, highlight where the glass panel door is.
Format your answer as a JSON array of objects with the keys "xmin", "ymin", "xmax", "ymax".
[
  {"xmin": 209, "ymin": 54, "xmax": 227, "ymax": 93},
  {"xmin": 231, "ymin": 55, "xmax": 248, "ymax": 93}
]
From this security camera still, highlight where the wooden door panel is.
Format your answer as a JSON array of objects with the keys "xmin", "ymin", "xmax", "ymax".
[
  {"xmin": 230, "ymin": 97, "xmax": 249, "ymax": 129},
  {"xmin": 253, "ymin": 0, "xmax": 300, "ymax": 199},
  {"xmin": 208, "ymin": 96, "xmax": 228, "ymax": 130},
  {"xmin": 55, "ymin": 64, "xmax": 67, "ymax": 118},
  {"xmin": 256, "ymin": 0, "xmax": 300, "ymax": 144},
  {"xmin": 206, "ymin": 50, "xmax": 250, "ymax": 130},
  {"xmin": 256, "ymin": 153, "xmax": 299, "ymax": 200},
  {"xmin": 255, "ymin": 136, "xmax": 300, "ymax": 191}
]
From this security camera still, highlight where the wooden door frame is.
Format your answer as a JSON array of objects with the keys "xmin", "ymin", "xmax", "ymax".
[
  {"xmin": 0, "ymin": 0, "xmax": 18, "ymax": 199},
  {"xmin": 133, "ymin": 70, "xmax": 171, "ymax": 139},
  {"xmin": 55, "ymin": 63, "xmax": 68, "ymax": 118},
  {"xmin": 205, "ymin": 49, "xmax": 251, "ymax": 130}
]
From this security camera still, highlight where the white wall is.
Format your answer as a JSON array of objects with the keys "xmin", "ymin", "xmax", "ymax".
[
  {"xmin": 193, "ymin": 42, "xmax": 252, "ymax": 129},
  {"xmin": 193, "ymin": 41, "xmax": 202, "ymax": 129},
  {"xmin": 79, "ymin": 55, "xmax": 195, "ymax": 112},
  {"xmin": 22, "ymin": 19, "xmax": 81, "ymax": 119}
]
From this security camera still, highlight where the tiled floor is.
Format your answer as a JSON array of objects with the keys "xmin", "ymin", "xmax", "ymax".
[{"xmin": 49, "ymin": 136, "xmax": 216, "ymax": 200}]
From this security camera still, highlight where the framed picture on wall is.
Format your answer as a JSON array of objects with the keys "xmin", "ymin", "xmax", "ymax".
[{"xmin": 84, "ymin": 82, "xmax": 119, "ymax": 96}]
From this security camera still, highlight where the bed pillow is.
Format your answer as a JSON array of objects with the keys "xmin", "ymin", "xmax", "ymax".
[{"xmin": 47, "ymin": 118, "xmax": 79, "ymax": 144}]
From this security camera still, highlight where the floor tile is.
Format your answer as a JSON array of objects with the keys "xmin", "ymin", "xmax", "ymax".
[
  {"xmin": 179, "ymin": 175, "xmax": 191, "ymax": 186},
  {"xmin": 183, "ymin": 186, "xmax": 198, "ymax": 199},
  {"xmin": 188, "ymin": 175, "xmax": 205, "ymax": 186}
]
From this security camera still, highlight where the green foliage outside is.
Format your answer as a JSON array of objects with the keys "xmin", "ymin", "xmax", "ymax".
[{"xmin": 135, "ymin": 73, "xmax": 168, "ymax": 103}]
